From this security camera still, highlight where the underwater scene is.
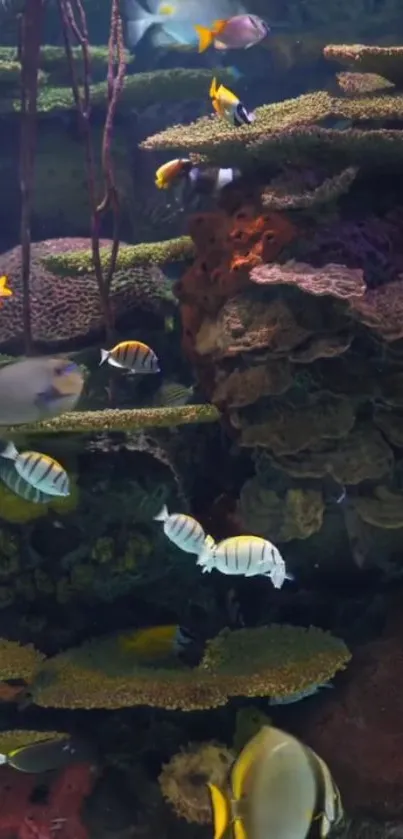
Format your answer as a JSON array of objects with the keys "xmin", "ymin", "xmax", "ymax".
[{"xmin": 1, "ymin": 0, "xmax": 403, "ymax": 837}]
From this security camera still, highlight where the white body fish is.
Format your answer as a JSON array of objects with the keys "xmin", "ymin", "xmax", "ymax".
[
  {"xmin": 154, "ymin": 504, "xmax": 206, "ymax": 554},
  {"xmin": 197, "ymin": 534, "xmax": 290, "ymax": 589},
  {"xmin": 1, "ymin": 443, "xmax": 70, "ymax": 497},
  {"xmin": 125, "ymin": 0, "xmax": 246, "ymax": 48}
]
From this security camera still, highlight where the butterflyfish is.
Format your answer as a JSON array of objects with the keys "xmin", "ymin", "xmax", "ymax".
[
  {"xmin": 0, "ymin": 357, "xmax": 84, "ymax": 425},
  {"xmin": 100, "ymin": 340, "xmax": 160, "ymax": 374},
  {"xmin": 0, "ymin": 274, "xmax": 12, "ymax": 304},
  {"xmin": 155, "ymin": 158, "xmax": 193, "ymax": 189},
  {"xmin": 209, "ymin": 77, "xmax": 255, "ymax": 127},
  {"xmin": 195, "ymin": 14, "xmax": 269, "ymax": 52},
  {"xmin": 197, "ymin": 535, "xmax": 292, "ymax": 589},
  {"xmin": 154, "ymin": 505, "xmax": 207, "ymax": 554},
  {"xmin": 1, "ymin": 443, "xmax": 70, "ymax": 497},
  {"xmin": 208, "ymin": 725, "xmax": 343, "ymax": 839},
  {"xmin": 0, "ymin": 737, "xmax": 93, "ymax": 773}
]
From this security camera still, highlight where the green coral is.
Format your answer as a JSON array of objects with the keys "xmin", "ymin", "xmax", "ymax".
[
  {"xmin": 0, "ymin": 638, "xmax": 44, "ymax": 682},
  {"xmin": 31, "ymin": 624, "xmax": 350, "ymax": 711},
  {"xmin": 2, "ymin": 404, "xmax": 220, "ymax": 436},
  {"xmin": 42, "ymin": 236, "xmax": 195, "ymax": 277},
  {"xmin": 159, "ymin": 742, "xmax": 235, "ymax": 824},
  {"xmin": 140, "ymin": 89, "xmax": 403, "ymax": 168}
]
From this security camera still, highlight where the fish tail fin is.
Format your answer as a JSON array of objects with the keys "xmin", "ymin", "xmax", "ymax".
[
  {"xmin": 209, "ymin": 76, "xmax": 218, "ymax": 97},
  {"xmin": 285, "ymin": 571, "xmax": 294, "ymax": 581},
  {"xmin": 194, "ymin": 24, "xmax": 214, "ymax": 53},
  {"xmin": 125, "ymin": 0, "xmax": 157, "ymax": 47},
  {"xmin": 197, "ymin": 534, "xmax": 216, "ymax": 568},
  {"xmin": 99, "ymin": 349, "xmax": 109, "ymax": 366},
  {"xmin": 0, "ymin": 754, "xmax": 7, "ymax": 765},
  {"xmin": 154, "ymin": 504, "xmax": 169, "ymax": 522},
  {"xmin": 1, "ymin": 441, "xmax": 18, "ymax": 461},
  {"xmin": 207, "ymin": 783, "xmax": 231, "ymax": 839}
]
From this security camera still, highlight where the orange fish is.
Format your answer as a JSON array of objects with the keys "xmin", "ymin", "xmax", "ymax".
[{"xmin": 0, "ymin": 275, "xmax": 12, "ymax": 306}]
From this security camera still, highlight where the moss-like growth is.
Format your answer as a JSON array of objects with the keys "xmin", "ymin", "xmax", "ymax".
[
  {"xmin": 159, "ymin": 742, "xmax": 235, "ymax": 824},
  {"xmin": 32, "ymin": 624, "xmax": 350, "ymax": 710},
  {"xmin": 0, "ymin": 639, "xmax": 44, "ymax": 682},
  {"xmin": 42, "ymin": 237, "xmax": 195, "ymax": 277},
  {"xmin": 140, "ymin": 89, "xmax": 403, "ymax": 168},
  {"xmin": 0, "ymin": 730, "xmax": 68, "ymax": 754},
  {"xmin": 2, "ymin": 405, "xmax": 220, "ymax": 436}
]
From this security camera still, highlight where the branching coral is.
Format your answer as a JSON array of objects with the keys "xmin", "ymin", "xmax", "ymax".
[
  {"xmin": 261, "ymin": 166, "xmax": 358, "ymax": 211},
  {"xmin": 0, "ymin": 639, "xmax": 44, "ymax": 681},
  {"xmin": 238, "ymin": 480, "xmax": 324, "ymax": 541},
  {"xmin": 2, "ymin": 405, "xmax": 220, "ymax": 436},
  {"xmin": 159, "ymin": 742, "xmax": 235, "ymax": 824},
  {"xmin": 32, "ymin": 625, "xmax": 350, "ymax": 710},
  {"xmin": 324, "ymin": 44, "xmax": 403, "ymax": 87},
  {"xmin": 250, "ymin": 260, "xmax": 366, "ymax": 301},
  {"xmin": 236, "ymin": 392, "xmax": 355, "ymax": 455},
  {"xmin": 42, "ymin": 237, "xmax": 194, "ymax": 276}
]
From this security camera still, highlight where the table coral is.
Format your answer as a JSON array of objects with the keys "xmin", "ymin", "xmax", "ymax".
[
  {"xmin": 324, "ymin": 44, "xmax": 403, "ymax": 87},
  {"xmin": 267, "ymin": 425, "xmax": 394, "ymax": 484},
  {"xmin": 211, "ymin": 361, "xmax": 293, "ymax": 409},
  {"xmin": 350, "ymin": 280, "xmax": 403, "ymax": 341},
  {"xmin": 237, "ymin": 392, "xmax": 355, "ymax": 455},
  {"xmin": 32, "ymin": 625, "xmax": 349, "ymax": 710},
  {"xmin": 250, "ymin": 260, "xmax": 366, "ymax": 301},
  {"xmin": 0, "ymin": 639, "xmax": 44, "ymax": 681},
  {"xmin": 0, "ymin": 239, "xmax": 175, "ymax": 349},
  {"xmin": 159, "ymin": 742, "xmax": 234, "ymax": 824},
  {"xmin": 237, "ymin": 480, "xmax": 324, "ymax": 541}
]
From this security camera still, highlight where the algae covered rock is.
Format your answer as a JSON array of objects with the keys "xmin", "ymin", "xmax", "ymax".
[{"xmin": 0, "ymin": 638, "xmax": 44, "ymax": 681}]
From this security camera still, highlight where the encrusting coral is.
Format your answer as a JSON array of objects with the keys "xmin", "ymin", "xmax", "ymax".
[
  {"xmin": 159, "ymin": 742, "xmax": 235, "ymax": 824},
  {"xmin": 31, "ymin": 625, "xmax": 350, "ymax": 710},
  {"xmin": 238, "ymin": 480, "xmax": 324, "ymax": 542},
  {"xmin": 0, "ymin": 238, "xmax": 176, "ymax": 349}
]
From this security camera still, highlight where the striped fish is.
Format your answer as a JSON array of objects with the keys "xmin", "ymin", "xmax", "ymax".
[
  {"xmin": 0, "ymin": 460, "xmax": 52, "ymax": 504},
  {"xmin": 154, "ymin": 504, "xmax": 206, "ymax": 554},
  {"xmin": 1, "ymin": 443, "xmax": 70, "ymax": 497},
  {"xmin": 197, "ymin": 534, "xmax": 291, "ymax": 589},
  {"xmin": 100, "ymin": 340, "xmax": 160, "ymax": 373}
]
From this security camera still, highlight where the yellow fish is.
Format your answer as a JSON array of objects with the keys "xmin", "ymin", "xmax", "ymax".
[
  {"xmin": 0, "ymin": 275, "xmax": 12, "ymax": 306},
  {"xmin": 208, "ymin": 726, "xmax": 343, "ymax": 839},
  {"xmin": 209, "ymin": 77, "xmax": 254, "ymax": 127},
  {"xmin": 100, "ymin": 340, "xmax": 160, "ymax": 373},
  {"xmin": 155, "ymin": 158, "xmax": 192, "ymax": 189},
  {"xmin": 118, "ymin": 625, "xmax": 193, "ymax": 660}
]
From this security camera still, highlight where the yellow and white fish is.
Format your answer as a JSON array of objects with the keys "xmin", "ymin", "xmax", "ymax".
[
  {"xmin": 197, "ymin": 534, "xmax": 291, "ymax": 589},
  {"xmin": 208, "ymin": 725, "xmax": 343, "ymax": 839},
  {"xmin": 209, "ymin": 77, "xmax": 255, "ymax": 127},
  {"xmin": 100, "ymin": 340, "xmax": 160, "ymax": 374},
  {"xmin": 1, "ymin": 443, "xmax": 70, "ymax": 497},
  {"xmin": 0, "ymin": 274, "xmax": 12, "ymax": 306},
  {"xmin": 155, "ymin": 158, "xmax": 193, "ymax": 189},
  {"xmin": 154, "ymin": 504, "xmax": 207, "ymax": 554}
]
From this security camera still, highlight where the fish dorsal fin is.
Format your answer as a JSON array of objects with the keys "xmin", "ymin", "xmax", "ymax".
[
  {"xmin": 304, "ymin": 746, "xmax": 333, "ymax": 839},
  {"xmin": 210, "ymin": 77, "xmax": 218, "ymax": 98},
  {"xmin": 208, "ymin": 783, "xmax": 231, "ymax": 839},
  {"xmin": 231, "ymin": 728, "xmax": 265, "ymax": 799},
  {"xmin": 212, "ymin": 19, "xmax": 228, "ymax": 35},
  {"xmin": 215, "ymin": 84, "xmax": 239, "ymax": 106}
]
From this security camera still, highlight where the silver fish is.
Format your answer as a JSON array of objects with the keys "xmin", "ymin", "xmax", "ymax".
[
  {"xmin": 154, "ymin": 504, "xmax": 206, "ymax": 554},
  {"xmin": 0, "ymin": 357, "xmax": 84, "ymax": 425},
  {"xmin": 0, "ymin": 460, "xmax": 52, "ymax": 504},
  {"xmin": 1, "ymin": 443, "xmax": 70, "ymax": 497}
]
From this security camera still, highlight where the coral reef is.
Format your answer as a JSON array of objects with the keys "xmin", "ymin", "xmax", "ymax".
[
  {"xmin": 238, "ymin": 480, "xmax": 324, "ymax": 541},
  {"xmin": 250, "ymin": 261, "xmax": 366, "ymax": 301},
  {"xmin": 0, "ymin": 639, "xmax": 44, "ymax": 681},
  {"xmin": 324, "ymin": 44, "xmax": 403, "ymax": 87},
  {"xmin": 0, "ymin": 238, "xmax": 176, "ymax": 350},
  {"xmin": 159, "ymin": 742, "xmax": 235, "ymax": 824},
  {"xmin": 31, "ymin": 625, "xmax": 350, "ymax": 710}
]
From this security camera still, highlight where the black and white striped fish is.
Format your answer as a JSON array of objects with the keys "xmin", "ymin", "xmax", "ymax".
[
  {"xmin": 100, "ymin": 340, "xmax": 160, "ymax": 374},
  {"xmin": 0, "ymin": 460, "xmax": 52, "ymax": 504},
  {"xmin": 1, "ymin": 443, "xmax": 70, "ymax": 497},
  {"xmin": 154, "ymin": 505, "xmax": 207, "ymax": 555},
  {"xmin": 197, "ymin": 534, "xmax": 292, "ymax": 589}
]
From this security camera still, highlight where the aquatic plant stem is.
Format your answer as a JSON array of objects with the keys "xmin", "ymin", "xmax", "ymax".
[
  {"xmin": 57, "ymin": 0, "xmax": 126, "ymax": 342},
  {"xmin": 19, "ymin": 0, "xmax": 44, "ymax": 355}
]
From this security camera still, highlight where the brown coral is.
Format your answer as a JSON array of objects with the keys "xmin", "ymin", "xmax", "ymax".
[
  {"xmin": 250, "ymin": 260, "xmax": 366, "ymax": 301},
  {"xmin": 289, "ymin": 332, "xmax": 352, "ymax": 363},
  {"xmin": 267, "ymin": 425, "xmax": 393, "ymax": 485},
  {"xmin": 261, "ymin": 166, "xmax": 358, "ymax": 211},
  {"xmin": 0, "ymin": 239, "xmax": 174, "ymax": 349},
  {"xmin": 324, "ymin": 44, "xmax": 403, "ymax": 87},
  {"xmin": 0, "ymin": 639, "xmax": 44, "ymax": 681},
  {"xmin": 336, "ymin": 71, "xmax": 394, "ymax": 96},
  {"xmin": 349, "ymin": 280, "xmax": 403, "ymax": 342},
  {"xmin": 236, "ymin": 392, "xmax": 355, "ymax": 455},
  {"xmin": 352, "ymin": 486, "xmax": 403, "ymax": 529},
  {"xmin": 237, "ymin": 480, "xmax": 324, "ymax": 541},
  {"xmin": 159, "ymin": 742, "xmax": 234, "ymax": 824},
  {"xmin": 210, "ymin": 360, "xmax": 293, "ymax": 409}
]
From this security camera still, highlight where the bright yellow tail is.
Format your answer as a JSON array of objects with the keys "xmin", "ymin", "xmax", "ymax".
[
  {"xmin": 208, "ymin": 783, "xmax": 231, "ymax": 839},
  {"xmin": 194, "ymin": 24, "xmax": 214, "ymax": 53}
]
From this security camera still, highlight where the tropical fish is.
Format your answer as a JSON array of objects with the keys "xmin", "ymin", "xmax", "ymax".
[
  {"xmin": 125, "ymin": 0, "xmax": 246, "ymax": 49},
  {"xmin": 155, "ymin": 158, "xmax": 242, "ymax": 197},
  {"xmin": 209, "ymin": 77, "xmax": 255, "ymax": 127},
  {"xmin": 0, "ymin": 460, "xmax": 53, "ymax": 505},
  {"xmin": 0, "ymin": 275, "xmax": 12, "ymax": 306},
  {"xmin": 208, "ymin": 725, "xmax": 343, "ymax": 839},
  {"xmin": 154, "ymin": 505, "xmax": 207, "ymax": 554},
  {"xmin": 269, "ymin": 682, "xmax": 334, "ymax": 706},
  {"xmin": 0, "ymin": 737, "xmax": 91, "ymax": 773},
  {"xmin": 118, "ymin": 624, "xmax": 194, "ymax": 659},
  {"xmin": 197, "ymin": 534, "xmax": 291, "ymax": 589},
  {"xmin": 1, "ymin": 444, "xmax": 70, "ymax": 497},
  {"xmin": 152, "ymin": 381, "xmax": 194, "ymax": 407},
  {"xmin": 195, "ymin": 14, "xmax": 269, "ymax": 52},
  {"xmin": 100, "ymin": 340, "xmax": 160, "ymax": 374},
  {"xmin": 0, "ymin": 357, "xmax": 84, "ymax": 425}
]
